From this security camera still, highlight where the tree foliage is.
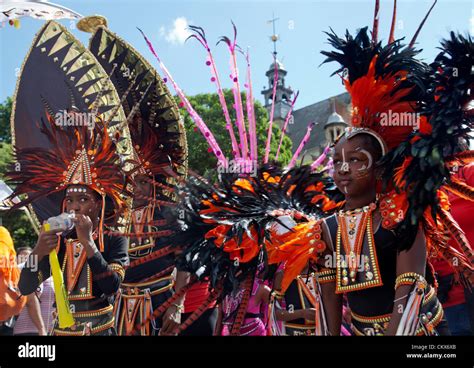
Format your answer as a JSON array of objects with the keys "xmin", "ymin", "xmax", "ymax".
[
  {"xmin": 0, "ymin": 98, "xmax": 37, "ymax": 249},
  {"xmin": 178, "ymin": 89, "xmax": 293, "ymax": 176}
]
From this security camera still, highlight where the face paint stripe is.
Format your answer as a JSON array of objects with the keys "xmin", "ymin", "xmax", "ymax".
[
  {"xmin": 356, "ymin": 148, "xmax": 373, "ymax": 171},
  {"xmin": 341, "ymin": 148, "xmax": 349, "ymax": 172}
]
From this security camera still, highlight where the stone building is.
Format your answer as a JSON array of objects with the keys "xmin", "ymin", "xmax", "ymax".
[{"xmin": 261, "ymin": 59, "xmax": 351, "ymax": 163}]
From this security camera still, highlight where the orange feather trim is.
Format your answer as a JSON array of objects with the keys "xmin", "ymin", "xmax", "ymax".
[
  {"xmin": 443, "ymin": 177, "xmax": 474, "ymax": 202},
  {"xmin": 266, "ymin": 220, "xmax": 326, "ymax": 292}
]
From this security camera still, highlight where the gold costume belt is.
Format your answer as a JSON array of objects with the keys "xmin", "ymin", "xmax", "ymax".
[
  {"xmin": 121, "ymin": 275, "xmax": 174, "ymax": 298},
  {"xmin": 53, "ymin": 305, "xmax": 115, "ymax": 336}
]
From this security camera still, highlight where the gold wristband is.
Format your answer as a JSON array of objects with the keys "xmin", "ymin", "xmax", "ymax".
[
  {"xmin": 173, "ymin": 303, "xmax": 184, "ymax": 313},
  {"xmin": 271, "ymin": 290, "xmax": 285, "ymax": 299},
  {"xmin": 395, "ymin": 272, "xmax": 426, "ymax": 290}
]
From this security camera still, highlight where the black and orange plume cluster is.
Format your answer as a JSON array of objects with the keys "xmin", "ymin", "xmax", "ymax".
[
  {"xmin": 382, "ymin": 31, "xmax": 473, "ymax": 225},
  {"xmin": 384, "ymin": 32, "xmax": 473, "ymax": 282},
  {"xmin": 172, "ymin": 164, "xmax": 343, "ymax": 293},
  {"xmin": 320, "ymin": 2, "xmax": 433, "ymax": 151},
  {"xmin": 321, "ymin": 1, "xmax": 434, "ymax": 241}
]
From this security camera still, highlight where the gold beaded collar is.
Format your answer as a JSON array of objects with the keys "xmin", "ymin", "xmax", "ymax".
[{"xmin": 338, "ymin": 202, "xmax": 377, "ymax": 217}]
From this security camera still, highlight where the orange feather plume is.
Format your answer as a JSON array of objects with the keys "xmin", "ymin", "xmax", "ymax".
[{"xmin": 345, "ymin": 55, "xmax": 431, "ymax": 150}]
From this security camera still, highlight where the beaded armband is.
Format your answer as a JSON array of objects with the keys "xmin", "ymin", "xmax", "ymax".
[
  {"xmin": 109, "ymin": 263, "xmax": 125, "ymax": 281},
  {"xmin": 315, "ymin": 268, "xmax": 336, "ymax": 284},
  {"xmin": 38, "ymin": 270, "xmax": 44, "ymax": 284},
  {"xmin": 271, "ymin": 290, "xmax": 285, "ymax": 300},
  {"xmin": 394, "ymin": 272, "xmax": 426, "ymax": 290},
  {"xmin": 394, "ymin": 272, "xmax": 431, "ymax": 335},
  {"xmin": 173, "ymin": 303, "xmax": 185, "ymax": 313}
]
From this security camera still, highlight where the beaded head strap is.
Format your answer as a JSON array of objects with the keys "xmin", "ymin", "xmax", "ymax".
[{"xmin": 344, "ymin": 127, "xmax": 388, "ymax": 157}]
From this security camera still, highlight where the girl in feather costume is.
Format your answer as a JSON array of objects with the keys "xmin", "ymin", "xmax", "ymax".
[{"xmin": 271, "ymin": 0, "xmax": 473, "ymax": 336}]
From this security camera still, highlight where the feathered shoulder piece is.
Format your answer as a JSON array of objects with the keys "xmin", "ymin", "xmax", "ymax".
[
  {"xmin": 136, "ymin": 23, "xmax": 342, "ymax": 291},
  {"xmin": 173, "ymin": 163, "xmax": 343, "ymax": 292}
]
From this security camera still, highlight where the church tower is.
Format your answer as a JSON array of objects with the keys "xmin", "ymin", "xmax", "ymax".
[
  {"xmin": 261, "ymin": 14, "xmax": 294, "ymax": 130},
  {"xmin": 324, "ymin": 97, "xmax": 347, "ymax": 144}
]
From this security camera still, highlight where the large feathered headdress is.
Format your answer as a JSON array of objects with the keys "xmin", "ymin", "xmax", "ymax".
[
  {"xmin": 320, "ymin": 1, "xmax": 435, "ymax": 152},
  {"xmin": 7, "ymin": 114, "xmax": 130, "ymax": 216},
  {"xmin": 86, "ymin": 23, "xmax": 188, "ymax": 182},
  {"xmin": 7, "ymin": 20, "xmax": 135, "ymax": 249}
]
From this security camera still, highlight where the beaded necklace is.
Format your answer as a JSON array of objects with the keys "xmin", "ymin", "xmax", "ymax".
[{"xmin": 337, "ymin": 203, "xmax": 377, "ymax": 285}]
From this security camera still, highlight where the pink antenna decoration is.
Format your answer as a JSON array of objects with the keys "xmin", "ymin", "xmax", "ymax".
[
  {"xmin": 138, "ymin": 28, "xmax": 228, "ymax": 167},
  {"xmin": 310, "ymin": 144, "xmax": 330, "ymax": 171},
  {"xmin": 241, "ymin": 48, "xmax": 258, "ymax": 163},
  {"xmin": 264, "ymin": 54, "xmax": 279, "ymax": 163},
  {"xmin": 287, "ymin": 122, "xmax": 316, "ymax": 169},
  {"xmin": 218, "ymin": 22, "xmax": 249, "ymax": 160},
  {"xmin": 275, "ymin": 90, "xmax": 299, "ymax": 161},
  {"xmin": 187, "ymin": 25, "xmax": 241, "ymax": 159}
]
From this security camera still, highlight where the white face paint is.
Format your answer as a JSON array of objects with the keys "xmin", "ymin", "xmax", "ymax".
[
  {"xmin": 341, "ymin": 148, "xmax": 350, "ymax": 173},
  {"xmin": 355, "ymin": 148, "xmax": 373, "ymax": 171},
  {"xmin": 344, "ymin": 186, "xmax": 348, "ymax": 194}
]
